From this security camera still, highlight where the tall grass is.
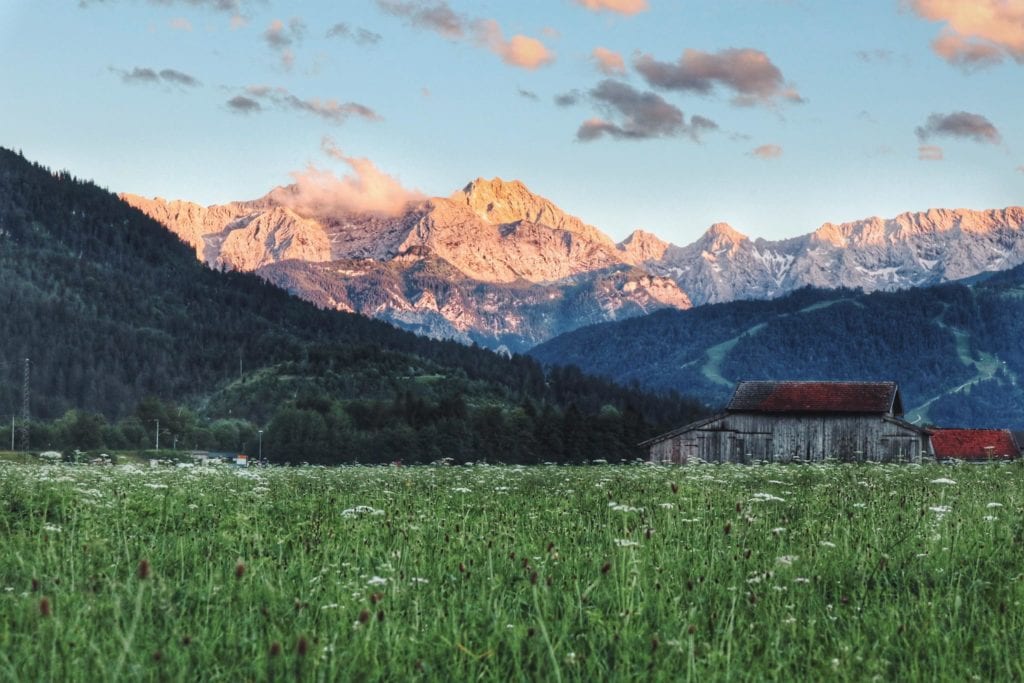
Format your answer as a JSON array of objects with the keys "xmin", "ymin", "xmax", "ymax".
[{"xmin": 0, "ymin": 461, "xmax": 1021, "ymax": 681}]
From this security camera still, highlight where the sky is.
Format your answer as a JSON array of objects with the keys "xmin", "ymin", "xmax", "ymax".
[{"xmin": 1, "ymin": 0, "xmax": 1022, "ymax": 244}]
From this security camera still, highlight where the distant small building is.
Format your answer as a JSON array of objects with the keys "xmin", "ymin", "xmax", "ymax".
[
  {"xmin": 931, "ymin": 429, "xmax": 1020, "ymax": 462},
  {"xmin": 643, "ymin": 380, "xmax": 930, "ymax": 464}
]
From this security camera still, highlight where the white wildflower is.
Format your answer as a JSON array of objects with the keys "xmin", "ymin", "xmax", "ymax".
[
  {"xmin": 983, "ymin": 515, "xmax": 998, "ymax": 522},
  {"xmin": 608, "ymin": 503, "xmax": 644, "ymax": 513},
  {"xmin": 819, "ymin": 541, "xmax": 836, "ymax": 548},
  {"xmin": 452, "ymin": 487, "xmax": 471, "ymax": 493},
  {"xmin": 658, "ymin": 502, "xmax": 675, "ymax": 509},
  {"xmin": 776, "ymin": 555, "xmax": 798, "ymax": 566},
  {"xmin": 367, "ymin": 576, "xmax": 388, "ymax": 586},
  {"xmin": 43, "ymin": 524, "xmax": 61, "ymax": 533},
  {"xmin": 342, "ymin": 506, "xmax": 384, "ymax": 517},
  {"xmin": 771, "ymin": 527, "xmax": 786, "ymax": 534},
  {"xmin": 930, "ymin": 478, "xmax": 957, "ymax": 485},
  {"xmin": 986, "ymin": 502, "xmax": 1003, "ymax": 509},
  {"xmin": 614, "ymin": 539, "xmax": 639, "ymax": 548},
  {"xmin": 751, "ymin": 492, "xmax": 785, "ymax": 503},
  {"xmin": 929, "ymin": 505, "xmax": 951, "ymax": 514},
  {"xmin": 144, "ymin": 483, "xmax": 168, "ymax": 490},
  {"xmin": 853, "ymin": 503, "xmax": 867, "ymax": 508},
  {"xmin": 793, "ymin": 577, "xmax": 810, "ymax": 584}
]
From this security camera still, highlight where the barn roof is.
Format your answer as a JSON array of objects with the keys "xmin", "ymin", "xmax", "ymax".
[
  {"xmin": 727, "ymin": 380, "xmax": 902, "ymax": 415},
  {"xmin": 931, "ymin": 429, "xmax": 1020, "ymax": 460}
]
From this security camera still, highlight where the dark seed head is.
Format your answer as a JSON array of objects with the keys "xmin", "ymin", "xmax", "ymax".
[
  {"xmin": 601, "ymin": 561, "xmax": 612, "ymax": 575},
  {"xmin": 235, "ymin": 562, "xmax": 245, "ymax": 579},
  {"xmin": 358, "ymin": 609, "xmax": 371, "ymax": 624},
  {"xmin": 269, "ymin": 642, "xmax": 281, "ymax": 657},
  {"xmin": 138, "ymin": 560, "xmax": 150, "ymax": 580},
  {"xmin": 377, "ymin": 610, "xmax": 385, "ymax": 622},
  {"xmin": 31, "ymin": 578, "xmax": 40, "ymax": 592},
  {"xmin": 527, "ymin": 628, "xmax": 535, "ymax": 637},
  {"xmin": 370, "ymin": 592, "xmax": 384, "ymax": 605},
  {"xmin": 152, "ymin": 651, "xmax": 162, "ymax": 662},
  {"xmin": 530, "ymin": 572, "xmax": 538, "ymax": 585},
  {"xmin": 687, "ymin": 624, "xmax": 697, "ymax": 634},
  {"xmin": 296, "ymin": 637, "xmax": 308, "ymax": 657},
  {"xmin": 670, "ymin": 482, "xmax": 679, "ymax": 494},
  {"xmin": 651, "ymin": 637, "xmax": 659, "ymax": 652},
  {"xmin": 39, "ymin": 597, "xmax": 51, "ymax": 617},
  {"xmin": 724, "ymin": 523, "xmax": 731, "ymax": 535}
]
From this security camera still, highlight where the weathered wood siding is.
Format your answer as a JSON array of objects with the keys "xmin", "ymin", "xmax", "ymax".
[{"xmin": 649, "ymin": 413, "xmax": 926, "ymax": 464}]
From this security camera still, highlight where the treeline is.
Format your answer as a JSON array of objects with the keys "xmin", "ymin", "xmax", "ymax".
[{"xmin": 4, "ymin": 391, "xmax": 702, "ymax": 464}]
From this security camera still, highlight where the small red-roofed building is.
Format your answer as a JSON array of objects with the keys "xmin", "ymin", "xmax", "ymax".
[
  {"xmin": 643, "ymin": 380, "xmax": 931, "ymax": 464},
  {"xmin": 930, "ymin": 429, "xmax": 1020, "ymax": 462}
]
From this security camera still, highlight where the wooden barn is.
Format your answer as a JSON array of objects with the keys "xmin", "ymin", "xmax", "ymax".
[
  {"xmin": 931, "ymin": 429, "xmax": 1020, "ymax": 462},
  {"xmin": 643, "ymin": 380, "xmax": 930, "ymax": 464}
]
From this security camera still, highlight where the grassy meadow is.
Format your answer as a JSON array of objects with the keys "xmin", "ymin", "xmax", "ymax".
[{"xmin": 1, "ymin": 460, "xmax": 1022, "ymax": 681}]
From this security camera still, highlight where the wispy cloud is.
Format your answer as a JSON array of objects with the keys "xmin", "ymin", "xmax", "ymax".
[
  {"xmin": 169, "ymin": 17, "xmax": 193, "ymax": 31},
  {"xmin": 577, "ymin": 79, "xmax": 717, "ymax": 142},
  {"xmin": 115, "ymin": 66, "xmax": 201, "ymax": 87},
  {"xmin": 226, "ymin": 95, "xmax": 261, "ymax": 113},
  {"xmin": 915, "ymin": 111, "xmax": 1001, "ymax": 144},
  {"xmin": 273, "ymin": 136, "xmax": 424, "ymax": 217},
  {"xmin": 750, "ymin": 144, "xmax": 783, "ymax": 159},
  {"xmin": 635, "ymin": 47, "xmax": 803, "ymax": 107},
  {"xmin": 80, "ymin": 0, "xmax": 249, "ymax": 13},
  {"xmin": 264, "ymin": 17, "xmax": 306, "ymax": 70},
  {"xmin": 518, "ymin": 88, "xmax": 539, "ymax": 101},
  {"xmin": 908, "ymin": 0, "xmax": 1024, "ymax": 70},
  {"xmin": 855, "ymin": 48, "xmax": 894, "ymax": 63},
  {"xmin": 592, "ymin": 47, "xmax": 625, "ymax": 75},
  {"xmin": 236, "ymin": 85, "xmax": 382, "ymax": 125},
  {"xmin": 918, "ymin": 145, "xmax": 944, "ymax": 161},
  {"xmin": 572, "ymin": 0, "xmax": 648, "ymax": 15},
  {"xmin": 554, "ymin": 90, "xmax": 581, "ymax": 107},
  {"xmin": 376, "ymin": 0, "xmax": 554, "ymax": 69},
  {"xmin": 376, "ymin": 0, "xmax": 465, "ymax": 39},
  {"xmin": 326, "ymin": 22, "xmax": 382, "ymax": 45}
]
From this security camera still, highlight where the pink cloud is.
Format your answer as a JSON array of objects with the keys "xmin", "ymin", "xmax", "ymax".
[
  {"xmin": 476, "ymin": 20, "xmax": 555, "ymax": 70},
  {"xmin": 273, "ymin": 137, "xmax": 424, "ymax": 217},
  {"xmin": 169, "ymin": 17, "xmax": 193, "ymax": 31},
  {"xmin": 751, "ymin": 144, "xmax": 783, "ymax": 159},
  {"xmin": 573, "ymin": 0, "xmax": 648, "ymax": 15},
  {"xmin": 918, "ymin": 145, "xmax": 944, "ymax": 161},
  {"xmin": 592, "ymin": 47, "xmax": 625, "ymax": 75},
  {"xmin": 909, "ymin": 0, "xmax": 1024, "ymax": 69}
]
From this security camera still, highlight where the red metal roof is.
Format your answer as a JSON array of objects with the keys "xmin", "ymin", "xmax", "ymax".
[
  {"xmin": 727, "ymin": 381, "xmax": 900, "ymax": 415},
  {"xmin": 931, "ymin": 429, "xmax": 1020, "ymax": 460}
]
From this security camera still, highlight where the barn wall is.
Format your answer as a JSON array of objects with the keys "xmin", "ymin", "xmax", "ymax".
[{"xmin": 649, "ymin": 413, "xmax": 926, "ymax": 464}]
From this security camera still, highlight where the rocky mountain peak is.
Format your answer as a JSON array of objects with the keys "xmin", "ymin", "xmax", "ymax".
[
  {"xmin": 618, "ymin": 229, "xmax": 670, "ymax": 264},
  {"xmin": 451, "ymin": 177, "xmax": 615, "ymax": 247},
  {"xmin": 699, "ymin": 223, "xmax": 748, "ymax": 251}
]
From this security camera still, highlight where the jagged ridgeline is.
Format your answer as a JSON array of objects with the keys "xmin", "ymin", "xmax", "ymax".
[
  {"xmin": 0, "ymin": 148, "xmax": 706, "ymax": 461},
  {"xmin": 530, "ymin": 273, "xmax": 1024, "ymax": 429}
]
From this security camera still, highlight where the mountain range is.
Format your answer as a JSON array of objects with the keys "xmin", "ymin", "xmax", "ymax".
[
  {"xmin": 123, "ymin": 179, "xmax": 1024, "ymax": 351},
  {"xmin": 0, "ymin": 147, "xmax": 704, "ymax": 462}
]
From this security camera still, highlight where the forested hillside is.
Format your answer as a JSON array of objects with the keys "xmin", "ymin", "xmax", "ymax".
[
  {"xmin": 0, "ymin": 148, "xmax": 706, "ymax": 462},
  {"xmin": 530, "ymin": 274, "xmax": 1024, "ymax": 428}
]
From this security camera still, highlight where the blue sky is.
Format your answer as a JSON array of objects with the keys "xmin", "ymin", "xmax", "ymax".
[{"xmin": 1, "ymin": 0, "xmax": 1021, "ymax": 243}]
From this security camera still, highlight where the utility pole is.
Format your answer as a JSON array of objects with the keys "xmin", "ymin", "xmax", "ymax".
[
  {"xmin": 154, "ymin": 418, "xmax": 160, "ymax": 451},
  {"xmin": 258, "ymin": 429, "xmax": 263, "ymax": 464},
  {"xmin": 19, "ymin": 358, "xmax": 29, "ymax": 452},
  {"xmin": 10, "ymin": 416, "xmax": 13, "ymax": 451}
]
